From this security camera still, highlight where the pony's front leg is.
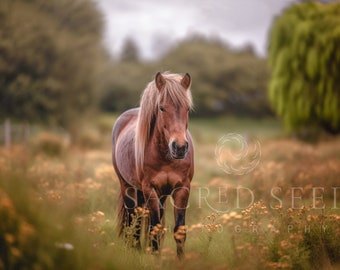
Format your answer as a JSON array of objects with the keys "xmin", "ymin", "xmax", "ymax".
[
  {"xmin": 172, "ymin": 185, "xmax": 190, "ymax": 259},
  {"xmin": 143, "ymin": 185, "xmax": 162, "ymax": 254}
]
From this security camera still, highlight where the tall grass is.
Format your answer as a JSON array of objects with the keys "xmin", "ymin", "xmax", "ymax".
[{"xmin": 0, "ymin": 117, "xmax": 340, "ymax": 269}]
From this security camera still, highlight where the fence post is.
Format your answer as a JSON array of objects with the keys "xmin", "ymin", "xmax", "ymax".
[{"xmin": 4, "ymin": 118, "xmax": 11, "ymax": 148}]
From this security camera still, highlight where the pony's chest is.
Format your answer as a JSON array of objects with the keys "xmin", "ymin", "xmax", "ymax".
[{"xmin": 148, "ymin": 170, "xmax": 184, "ymax": 194}]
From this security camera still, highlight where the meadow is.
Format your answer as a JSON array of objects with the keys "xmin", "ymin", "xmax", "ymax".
[{"xmin": 0, "ymin": 116, "xmax": 340, "ymax": 270}]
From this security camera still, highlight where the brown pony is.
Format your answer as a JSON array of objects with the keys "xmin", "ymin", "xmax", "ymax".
[{"xmin": 112, "ymin": 72, "xmax": 194, "ymax": 258}]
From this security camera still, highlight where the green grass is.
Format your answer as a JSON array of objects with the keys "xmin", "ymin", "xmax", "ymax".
[
  {"xmin": 190, "ymin": 116, "xmax": 283, "ymax": 143},
  {"xmin": 1, "ymin": 117, "xmax": 340, "ymax": 269}
]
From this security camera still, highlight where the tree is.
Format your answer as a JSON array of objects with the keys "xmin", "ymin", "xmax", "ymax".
[
  {"xmin": 0, "ymin": 0, "xmax": 104, "ymax": 131},
  {"xmin": 159, "ymin": 36, "xmax": 271, "ymax": 117},
  {"xmin": 268, "ymin": 1, "xmax": 340, "ymax": 134},
  {"xmin": 100, "ymin": 36, "xmax": 271, "ymax": 117},
  {"xmin": 120, "ymin": 38, "xmax": 140, "ymax": 62}
]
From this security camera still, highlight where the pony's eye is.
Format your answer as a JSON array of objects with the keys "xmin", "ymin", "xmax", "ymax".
[{"xmin": 160, "ymin": 106, "xmax": 165, "ymax": 112}]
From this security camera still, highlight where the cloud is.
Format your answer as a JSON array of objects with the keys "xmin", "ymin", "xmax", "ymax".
[{"xmin": 96, "ymin": 0, "xmax": 294, "ymax": 60}]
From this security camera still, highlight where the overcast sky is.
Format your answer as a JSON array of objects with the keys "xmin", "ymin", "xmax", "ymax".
[{"xmin": 96, "ymin": 0, "xmax": 295, "ymax": 60}]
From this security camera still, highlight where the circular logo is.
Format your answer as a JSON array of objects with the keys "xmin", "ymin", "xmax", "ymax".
[{"xmin": 215, "ymin": 133, "xmax": 261, "ymax": 175}]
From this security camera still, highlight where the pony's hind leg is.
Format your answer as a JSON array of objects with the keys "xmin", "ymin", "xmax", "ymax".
[
  {"xmin": 120, "ymin": 185, "xmax": 142, "ymax": 249},
  {"xmin": 133, "ymin": 189, "xmax": 147, "ymax": 250}
]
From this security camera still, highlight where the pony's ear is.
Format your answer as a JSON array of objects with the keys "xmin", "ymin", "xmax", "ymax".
[
  {"xmin": 155, "ymin": 72, "xmax": 166, "ymax": 91},
  {"xmin": 180, "ymin": 73, "xmax": 191, "ymax": 90}
]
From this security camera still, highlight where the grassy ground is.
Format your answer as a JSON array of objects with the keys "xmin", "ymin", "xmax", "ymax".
[{"xmin": 0, "ymin": 116, "xmax": 340, "ymax": 269}]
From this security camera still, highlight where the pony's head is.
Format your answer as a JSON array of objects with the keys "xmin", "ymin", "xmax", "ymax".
[
  {"xmin": 135, "ymin": 72, "xmax": 193, "ymax": 173},
  {"xmin": 155, "ymin": 72, "xmax": 192, "ymax": 159}
]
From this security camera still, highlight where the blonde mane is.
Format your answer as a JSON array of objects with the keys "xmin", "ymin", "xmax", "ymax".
[{"xmin": 135, "ymin": 72, "xmax": 193, "ymax": 176}]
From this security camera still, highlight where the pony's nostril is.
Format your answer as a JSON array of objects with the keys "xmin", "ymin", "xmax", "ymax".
[
  {"xmin": 171, "ymin": 141, "xmax": 188, "ymax": 158},
  {"xmin": 171, "ymin": 141, "xmax": 177, "ymax": 152},
  {"xmin": 178, "ymin": 142, "xmax": 188, "ymax": 155}
]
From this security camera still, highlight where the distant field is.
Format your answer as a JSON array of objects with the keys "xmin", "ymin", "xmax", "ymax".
[
  {"xmin": 0, "ymin": 116, "xmax": 339, "ymax": 269},
  {"xmin": 190, "ymin": 116, "xmax": 283, "ymax": 142}
]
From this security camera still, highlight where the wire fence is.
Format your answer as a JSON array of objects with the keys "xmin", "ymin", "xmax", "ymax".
[
  {"xmin": 0, "ymin": 120, "xmax": 30, "ymax": 147},
  {"xmin": 0, "ymin": 120, "xmax": 70, "ymax": 148}
]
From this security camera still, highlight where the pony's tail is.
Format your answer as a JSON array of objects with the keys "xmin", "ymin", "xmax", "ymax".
[{"xmin": 117, "ymin": 190, "xmax": 126, "ymax": 236}]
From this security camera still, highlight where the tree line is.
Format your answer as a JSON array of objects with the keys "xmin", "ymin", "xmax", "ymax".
[
  {"xmin": 1, "ymin": 0, "xmax": 339, "ymax": 138},
  {"xmin": 101, "ymin": 36, "xmax": 271, "ymax": 117},
  {"xmin": 0, "ymin": 0, "xmax": 104, "ymax": 131}
]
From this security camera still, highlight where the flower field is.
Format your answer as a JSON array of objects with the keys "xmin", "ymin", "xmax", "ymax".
[{"xmin": 0, "ymin": 117, "xmax": 339, "ymax": 269}]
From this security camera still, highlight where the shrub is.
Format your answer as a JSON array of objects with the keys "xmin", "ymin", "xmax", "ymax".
[
  {"xmin": 31, "ymin": 132, "xmax": 65, "ymax": 156},
  {"xmin": 77, "ymin": 128, "xmax": 103, "ymax": 149}
]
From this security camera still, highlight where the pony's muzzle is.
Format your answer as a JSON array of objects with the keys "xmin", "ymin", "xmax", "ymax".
[{"xmin": 170, "ymin": 141, "xmax": 189, "ymax": 159}]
